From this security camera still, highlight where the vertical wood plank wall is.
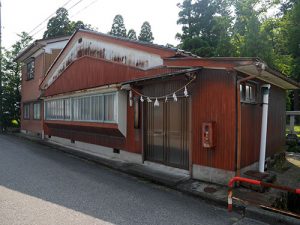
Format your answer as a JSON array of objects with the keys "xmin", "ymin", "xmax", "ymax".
[{"xmin": 191, "ymin": 69, "xmax": 237, "ymax": 171}]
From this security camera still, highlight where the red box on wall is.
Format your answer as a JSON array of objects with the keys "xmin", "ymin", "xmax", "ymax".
[{"xmin": 202, "ymin": 122, "xmax": 216, "ymax": 149}]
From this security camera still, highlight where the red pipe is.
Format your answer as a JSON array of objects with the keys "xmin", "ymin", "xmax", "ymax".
[{"xmin": 228, "ymin": 176, "xmax": 300, "ymax": 212}]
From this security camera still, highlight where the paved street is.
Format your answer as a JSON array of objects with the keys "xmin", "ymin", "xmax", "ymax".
[{"xmin": 0, "ymin": 135, "xmax": 268, "ymax": 225}]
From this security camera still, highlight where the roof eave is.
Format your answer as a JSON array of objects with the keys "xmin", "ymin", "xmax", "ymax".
[{"xmin": 234, "ymin": 64, "xmax": 299, "ymax": 90}]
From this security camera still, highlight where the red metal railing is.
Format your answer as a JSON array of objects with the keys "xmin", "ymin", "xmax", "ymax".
[{"xmin": 228, "ymin": 176, "xmax": 300, "ymax": 212}]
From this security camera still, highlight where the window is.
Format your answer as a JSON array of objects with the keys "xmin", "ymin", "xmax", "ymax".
[
  {"xmin": 240, "ymin": 82, "xmax": 257, "ymax": 103},
  {"xmin": 33, "ymin": 103, "xmax": 41, "ymax": 120},
  {"xmin": 27, "ymin": 59, "xmax": 35, "ymax": 80},
  {"xmin": 45, "ymin": 98, "xmax": 70, "ymax": 120},
  {"xmin": 23, "ymin": 103, "xmax": 30, "ymax": 119},
  {"xmin": 45, "ymin": 92, "xmax": 117, "ymax": 123}
]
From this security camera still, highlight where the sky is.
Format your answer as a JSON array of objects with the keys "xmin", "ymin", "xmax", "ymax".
[{"xmin": 2, "ymin": 0, "xmax": 181, "ymax": 49}]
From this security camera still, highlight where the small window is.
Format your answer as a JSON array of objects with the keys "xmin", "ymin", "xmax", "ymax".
[
  {"xmin": 240, "ymin": 82, "xmax": 257, "ymax": 103},
  {"xmin": 27, "ymin": 59, "xmax": 35, "ymax": 80},
  {"xmin": 33, "ymin": 103, "xmax": 41, "ymax": 120},
  {"xmin": 23, "ymin": 103, "xmax": 30, "ymax": 119}
]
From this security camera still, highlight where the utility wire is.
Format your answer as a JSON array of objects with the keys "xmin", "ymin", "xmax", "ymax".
[
  {"xmin": 70, "ymin": 0, "xmax": 99, "ymax": 19},
  {"xmin": 28, "ymin": 0, "xmax": 75, "ymax": 35},
  {"xmin": 30, "ymin": 0, "xmax": 87, "ymax": 38},
  {"xmin": 67, "ymin": 0, "xmax": 84, "ymax": 11},
  {"xmin": 31, "ymin": 0, "xmax": 98, "ymax": 39}
]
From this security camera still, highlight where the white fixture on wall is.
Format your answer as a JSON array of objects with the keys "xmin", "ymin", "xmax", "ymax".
[{"xmin": 259, "ymin": 84, "xmax": 271, "ymax": 173}]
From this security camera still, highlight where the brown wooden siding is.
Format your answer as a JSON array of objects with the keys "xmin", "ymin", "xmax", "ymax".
[
  {"xmin": 124, "ymin": 97, "xmax": 143, "ymax": 154},
  {"xmin": 44, "ymin": 122, "xmax": 126, "ymax": 149},
  {"xmin": 191, "ymin": 69, "xmax": 237, "ymax": 171},
  {"xmin": 240, "ymin": 82, "xmax": 286, "ymax": 168},
  {"xmin": 267, "ymin": 86, "xmax": 286, "ymax": 155},
  {"xmin": 44, "ymin": 56, "xmax": 184, "ymax": 97},
  {"xmin": 240, "ymin": 103, "xmax": 262, "ymax": 167}
]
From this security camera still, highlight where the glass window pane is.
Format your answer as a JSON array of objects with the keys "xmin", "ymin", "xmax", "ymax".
[{"xmin": 104, "ymin": 94, "xmax": 115, "ymax": 122}]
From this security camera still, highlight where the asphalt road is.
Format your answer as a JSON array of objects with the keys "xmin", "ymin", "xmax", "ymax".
[{"xmin": 0, "ymin": 134, "xmax": 268, "ymax": 225}]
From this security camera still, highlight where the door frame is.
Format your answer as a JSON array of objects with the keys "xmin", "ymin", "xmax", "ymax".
[{"xmin": 142, "ymin": 96, "xmax": 191, "ymax": 171}]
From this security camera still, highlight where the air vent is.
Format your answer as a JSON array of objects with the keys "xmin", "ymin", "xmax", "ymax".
[{"xmin": 113, "ymin": 148, "xmax": 120, "ymax": 154}]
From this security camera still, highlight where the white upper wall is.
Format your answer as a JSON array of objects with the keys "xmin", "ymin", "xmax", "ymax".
[
  {"xmin": 44, "ymin": 40, "xmax": 69, "ymax": 54},
  {"xmin": 43, "ymin": 36, "xmax": 164, "ymax": 89}
]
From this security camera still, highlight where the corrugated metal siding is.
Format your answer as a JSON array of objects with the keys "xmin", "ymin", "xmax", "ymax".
[
  {"xmin": 240, "ymin": 82, "xmax": 286, "ymax": 167},
  {"xmin": 44, "ymin": 56, "xmax": 183, "ymax": 97},
  {"xmin": 191, "ymin": 69, "xmax": 236, "ymax": 171}
]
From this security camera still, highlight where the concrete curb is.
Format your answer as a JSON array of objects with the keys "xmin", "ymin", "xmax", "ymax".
[{"xmin": 11, "ymin": 133, "xmax": 300, "ymax": 224}]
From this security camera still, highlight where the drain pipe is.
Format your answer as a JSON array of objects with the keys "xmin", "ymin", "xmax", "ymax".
[{"xmin": 259, "ymin": 84, "xmax": 271, "ymax": 173}]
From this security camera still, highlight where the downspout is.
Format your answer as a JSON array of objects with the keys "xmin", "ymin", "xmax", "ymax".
[
  {"xmin": 235, "ymin": 61, "xmax": 266, "ymax": 176},
  {"xmin": 259, "ymin": 84, "xmax": 271, "ymax": 172}
]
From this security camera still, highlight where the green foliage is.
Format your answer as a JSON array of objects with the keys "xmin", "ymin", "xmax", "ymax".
[
  {"xmin": 177, "ymin": 0, "xmax": 234, "ymax": 57},
  {"xmin": 43, "ymin": 7, "xmax": 94, "ymax": 39},
  {"xmin": 138, "ymin": 22, "xmax": 154, "ymax": 43},
  {"xmin": 176, "ymin": 0, "xmax": 300, "ymax": 107},
  {"xmin": 109, "ymin": 15, "xmax": 127, "ymax": 37},
  {"xmin": 127, "ymin": 29, "xmax": 137, "ymax": 40},
  {"xmin": 1, "ymin": 32, "xmax": 32, "ymax": 129}
]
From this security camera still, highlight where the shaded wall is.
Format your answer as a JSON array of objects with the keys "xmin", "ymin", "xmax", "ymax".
[{"xmin": 240, "ymin": 82, "xmax": 286, "ymax": 168}]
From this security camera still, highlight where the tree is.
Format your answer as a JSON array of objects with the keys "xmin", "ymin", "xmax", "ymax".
[
  {"xmin": 109, "ymin": 15, "xmax": 127, "ymax": 37},
  {"xmin": 127, "ymin": 29, "xmax": 137, "ymax": 40},
  {"xmin": 1, "ymin": 32, "xmax": 32, "ymax": 129},
  {"xmin": 232, "ymin": 0, "xmax": 270, "ymax": 58},
  {"xmin": 176, "ymin": 0, "xmax": 234, "ymax": 57},
  {"xmin": 69, "ymin": 20, "xmax": 95, "ymax": 31},
  {"xmin": 138, "ymin": 21, "xmax": 154, "ymax": 43},
  {"xmin": 284, "ymin": 1, "xmax": 300, "ymax": 110},
  {"xmin": 43, "ymin": 8, "xmax": 71, "ymax": 38},
  {"xmin": 43, "ymin": 7, "xmax": 94, "ymax": 39}
]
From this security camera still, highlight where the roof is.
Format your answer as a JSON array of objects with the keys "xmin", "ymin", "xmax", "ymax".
[
  {"xmin": 15, "ymin": 35, "xmax": 70, "ymax": 62},
  {"xmin": 77, "ymin": 29, "xmax": 200, "ymax": 58},
  {"xmin": 36, "ymin": 29, "xmax": 298, "ymax": 91}
]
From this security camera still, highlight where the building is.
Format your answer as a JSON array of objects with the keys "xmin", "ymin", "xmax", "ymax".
[
  {"xmin": 16, "ymin": 36, "xmax": 70, "ymax": 137},
  {"xmin": 17, "ymin": 29, "xmax": 299, "ymax": 185}
]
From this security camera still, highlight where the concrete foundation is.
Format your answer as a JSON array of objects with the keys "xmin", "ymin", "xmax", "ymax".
[
  {"xmin": 144, "ymin": 161, "xmax": 190, "ymax": 176},
  {"xmin": 47, "ymin": 136, "xmax": 142, "ymax": 164},
  {"xmin": 192, "ymin": 164, "xmax": 235, "ymax": 185}
]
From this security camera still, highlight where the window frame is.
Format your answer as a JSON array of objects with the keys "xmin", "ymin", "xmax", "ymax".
[
  {"xmin": 33, "ymin": 102, "xmax": 41, "ymax": 120},
  {"xmin": 240, "ymin": 81, "xmax": 258, "ymax": 104},
  {"xmin": 23, "ymin": 103, "xmax": 30, "ymax": 120},
  {"xmin": 44, "ymin": 92, "xmax": 118, "ymax": 123},
  {"xmin": 26, "ymin": 58, "xmax": 35, "ymax": 80}
]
